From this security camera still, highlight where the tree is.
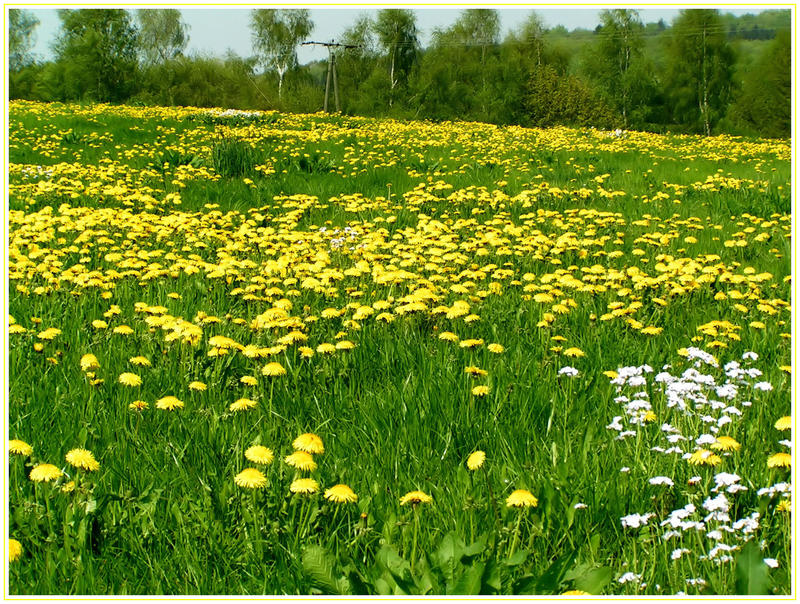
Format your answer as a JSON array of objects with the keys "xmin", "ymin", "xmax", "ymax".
[
  {"xmin": 250, "ymin": 9, "xmax": 313, "ymax": 99},
  {"xmin": 9, "ymin": 9, "xmax": 39, "ymax": 71},
  {"xmin": 374, "ymin": 9, "xmax": 418, "ymax": 107},
  {"xmin": 450, "ymin": 9, "xmax": 499, "ymax": 66},
  {"xmin": 589, "ymin": 9, "xmax": 647, "ymax": 127},
  {"xmin": 54, "ymin": 9, "xmax": 139, "ymax": 102},
  {"xmin": 337, "ymin": 14, "xmax": 379, "ymax": 114},
  {"xmin": 665, "ymin": 9, "xmax": 735, "ymax": 135},
  {"xmin": 513, "ymin": 12, "xmax": 547, "ymax": 68},
  {"xmin": 136, "ymin": 9, "xmax": 189, "ymax": 64},
  {"xmin": 730, "ymin": 29, "xmax": 790, "ymax": 137},
  {"xmin": 413, "ymin": 9, "xmax": 500, "ymax": 121}
]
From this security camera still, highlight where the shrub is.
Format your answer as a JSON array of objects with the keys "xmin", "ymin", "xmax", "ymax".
[{"xmin": 212, "ymin": 138, "xmax": 255, "ymax": 178}]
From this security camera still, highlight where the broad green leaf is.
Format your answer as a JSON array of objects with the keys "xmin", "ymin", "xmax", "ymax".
[
  {"xmin": 534, "ymin": 547, "xmax": 578, "ymax": 594},
  {"xmin": 452, "ymin": 562, "xmax": 484, "ymax": 595},
  {"xmin": 734, "ymin": 541, "xmax": 770, "ymax": 595},
  {"xmin": 301, "ymin": 545, "xmax": 351, "ymax": 595}
]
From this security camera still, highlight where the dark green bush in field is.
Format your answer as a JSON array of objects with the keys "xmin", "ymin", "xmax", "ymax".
[{"xmin": 212, "ymin": 138, "xmax": 256, "ymax": 178}]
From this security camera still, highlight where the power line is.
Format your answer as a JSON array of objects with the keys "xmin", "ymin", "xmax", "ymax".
[{"xmin": 368, "ymin": 24, "xmax": 791, "ymax": 49}]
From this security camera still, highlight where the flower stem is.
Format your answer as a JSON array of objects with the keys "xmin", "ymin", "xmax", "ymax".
[
  {"xmin": 410, "ymin": 505, "xmax": 420, "ymax": 575},
  {"xmin": 251, "ymin": 490, "xmax": 262, "ymax": 557},
  {"xmin": 508, "ymin": 511, "xmax": 523, "ymax": 560}
]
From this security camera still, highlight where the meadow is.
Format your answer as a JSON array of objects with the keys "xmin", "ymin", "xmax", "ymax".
[{"xmin": 6, "ymin": 100, "xmax": 792, "ymax": 595}]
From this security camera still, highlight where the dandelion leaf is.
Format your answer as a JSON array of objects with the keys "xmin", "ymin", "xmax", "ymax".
[
  {"xmin": 452, "ymin": 561, "xmax": 484, "ymax": 595},
  {"xmin": 301, "ymin": 545, "xmax": 351, "ymax": 595},
  {"xmin": 734, "ymin": 542, "xmax": 770, "ymax": 595},
  {"xmin": 564, "ymin": 562, "xmax": 613, "ymax": 595}
]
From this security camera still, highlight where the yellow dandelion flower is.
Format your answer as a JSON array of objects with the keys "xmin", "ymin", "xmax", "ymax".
[
  {"xmin": 129, "ymin": 400, "xmax": 148, "ymax": 411},
  {"xmin": 245, "ymin": 445, "xmax": 274, "ymax": 465},
  {"xmin": 188, "ymin": 381, "xmax": 207, "ymax": 391},
  {"xmin": 230, "ymin": 398, "xmax": 257, "ymax": 412},
  {"xmin": 487, "ymin": 343, "xmax": 504, "ymax": 353},
  {"xmin": 37, "ymin": 327, "xmax": 61, "ymax": 340},
  {"xmin": 563, "ymin": 347, "xmax": 585, "ymax": 358},
  {"xmin": 9, "ymin": 439, "xmax": 33, "ymax": 456},
  {"xmin": 234, "ymin": 468, "xmax": 267, "ymax": 489},
  {"xmin": 643, "ymin": 410, "xmax": 657, "ymax": 423},
  {"xmin": 603, "ymin": 370, "xmax": 619, "ymax": 380},
  {"xmin": 118, "ymin": 372, "xmax": 142, "ymax": 387},
  {"xmin": 155, "ymin": 396, "xmax": 184, "ymax": 411},
  {"xmin": 80, "ymin": 353, "xmax": 99, "ymax": 372},
  {"xmin": 779, "ymin": 365, "xmax": 791, "ymax": 374},
  {"xmin": 711, "ymin": 436, "xmax": 741, "ymax": 452},
  {"xmin": 290, "ymin": 478, "xmax": 319, "ymax": 495},
  {"xmin": 129, "ymin": 356, "xmax": 151, "ymax": 367},
  {"xmin": 400, "ymin": 490, "xmax": 432, "ymax": 506},
  {"xmin": 767, "ymin": 453, "xmax": 791, "ymax": 468},
  {"xmin": 688, "ymin": 449, "xmax": 722, "ymax": 466},
  {"xmin": 776, "ymin": 499, "xmax": 791, "ymax": 513},
  {"xmin": 9, "ymin": 539, "xmax": 22, "ymax": 562},
  {"xmin": 464, "ymin": 366, "xmax": 488, "ymax": 377},
  {"xmin": 316, "ymin": 342, "xmax": 336, "ymax": 355},
  {"xmin": 459, "ymin": 339, "xmax": 484, "ymax": 349},
  {"xmin": 640, "ymin": 326, "xmax": 663, "ymax": 335},
  {"xmin": 506, "ymin": 489, "xmax": 538, "ymax": 508},
  {"xmin": 113, "ymin": 325, "xmax": 134, "ymax": 335},
  {"xmin": 240, "ymin": 375, "xmax": 258, "ymax": 386},
  {"xmin": 467, "ymin": 450, "xmax": 486, "ymax": 471},
  {"xmin": 561, "ymin": 590, "xmax": 591, "ymax": 595},
  {"xmin": 262, "ymin": 362, "xmax": 286, "ymax": 377},
  {"xmin": 293, "ymin": 433, "xmax": 324, "ymax": 454},
  {"xmin": 472, "ymin": 385, "xmax": 490, "ymax": 396},
  {"xmin": 775, "ymin": 416, "xmax": 791, "ymax": 431},
  {"xmin": 324, "ymin": 484, "xmax": 358, "ymax": 503},
  {"xmin": 438, "ymin": 332, "xmax": 459, "ymax": 342},
  {"xmin": 65, "ymin": 448, "xmax": 100, "ymax": 472},
  {"xmin": 29, "ymin": 463, "xmax": 62, "ymax": 482},
  {"xmin": 61, "ymin": 480, "xmax": 76, "ymax": 493},
  {"xmin": 284, "ymin": 451, "xmax": 317, "ymax": 472}
]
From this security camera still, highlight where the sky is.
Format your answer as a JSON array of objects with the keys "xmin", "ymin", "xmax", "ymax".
[{"xmin": 22, "ymin": 5, "xmax": 776, "ymax": 65}]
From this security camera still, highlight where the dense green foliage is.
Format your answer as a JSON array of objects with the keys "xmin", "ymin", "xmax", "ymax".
[
  {"xmin": 50, "ymin": 9, "xmax": 140, "ymax": 103},
  {"xmin": 136, "ymin": 9, "xmax": 189, "ymax": 65},
  {"xmin": 7, "ymin": 8, "xmax": 792, "ymax": 137}
]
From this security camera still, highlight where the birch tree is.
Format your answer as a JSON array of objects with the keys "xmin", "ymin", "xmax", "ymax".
[
  {"xmin": 251, "ymin": 9, "xmax": 313, "ymax": 99},
  {"xmin": 665, "ymin": 9, "xmax": 734, "ymax": 135},
  {"xmin": 374, "ymin": 9, "xmax": 418, "ymax": 107}
]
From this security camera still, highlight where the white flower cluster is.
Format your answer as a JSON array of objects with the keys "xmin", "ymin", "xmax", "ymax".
[
  {"xmin": 558, "ymin": 365, "xmax": 579, "ymax": 377},
  {"xmin": 210, "ymin": 108, "xmax": 263, "ymax": 118},
  {"xmin": 621, "ymin": 512, "xmax": 654, "ymax": 529},
  {"xmin": 604, "ymin": 347, "xmax": 789, "ymax": 590},
  {"xmin": 320, "ymin": 225, "xmax": 360, "ymax": 251},
  {"xmin": 20, "ymin": 165, "xmax": 55, "ymax": 180}
]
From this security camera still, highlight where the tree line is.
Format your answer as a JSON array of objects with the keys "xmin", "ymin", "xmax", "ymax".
[{"xmin": 8, "ymin": 8, "xmax": 791, "ymax": 138}]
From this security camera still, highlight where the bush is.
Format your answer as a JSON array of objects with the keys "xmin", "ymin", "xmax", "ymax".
[
  {"xmin": 526, "ymin": 66, "xmax": 617, "ymax": 129},
  {"xmin": 212, "ymin": 139, "xmax": 255, "ymax": 178}
]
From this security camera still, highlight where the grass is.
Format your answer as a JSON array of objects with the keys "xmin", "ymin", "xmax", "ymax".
[{"xmin": 6, "ymin": 100, "xmax": 793, "ymax": 595}]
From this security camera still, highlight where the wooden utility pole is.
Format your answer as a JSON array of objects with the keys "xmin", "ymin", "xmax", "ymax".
[{"xmin": 301, "ymin": 40, "xmax": 359, "ymax": 113}]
